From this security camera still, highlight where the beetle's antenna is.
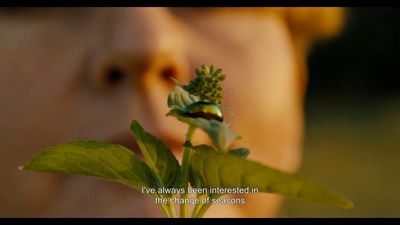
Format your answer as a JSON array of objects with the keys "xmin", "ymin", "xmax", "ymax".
[
  {"xmin": 221, "ymin": 106, "xmax": 235, "ymax": 116},
  {"xmin": 169, "ymin": 77, "xmax": 183, "ymax": 86}
]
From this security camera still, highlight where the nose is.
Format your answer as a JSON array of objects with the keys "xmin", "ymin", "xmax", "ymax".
[
  {"xmin": 88, "ymin": 7, "xmax": 190, "ymax": 93},
  {"xmin": 86, "ymin": 7, "xmax": 191, "ymax": 143}
]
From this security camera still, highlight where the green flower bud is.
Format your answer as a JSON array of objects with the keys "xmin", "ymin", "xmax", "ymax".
[{"xmin": 181, "ymin": 65, "xmax": 225, "ymax": 105}]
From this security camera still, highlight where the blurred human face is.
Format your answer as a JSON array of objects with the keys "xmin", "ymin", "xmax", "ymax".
[{"xmin": 0, "ymin": 7, "xmax": 306, "ymax": 217}]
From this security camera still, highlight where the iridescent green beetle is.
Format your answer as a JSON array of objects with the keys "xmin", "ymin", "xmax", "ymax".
[{"xmin": 183, "ymin": 101, "xmax": 223, "ymax": 122}]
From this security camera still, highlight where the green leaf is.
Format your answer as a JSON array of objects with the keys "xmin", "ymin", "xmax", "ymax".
[
  {"xmin": 190, "ymin": 149, "xmax": 354, "ymax": 209},
  {"xmin": 130, "ymin": 120, "xmax": 180, "ymax": 189},
  {"xmin": 229, "ymin": 147, "xmax": 250, "ymax": 158},
  {"xmin": 167, "ymin": 86, "xmax": 199, "ymax": 110},
  {"xmin": 187, "ymin": 144, "xmax": 217, "ymax": 152},
  {"xmin": 23, "ymin": 141, "xmax": 154, "ymax": 190},
  {"xmin": 167, "ymin": 109, "xmax": 240, "ymax": 151},
  {"xmin": 187, "ymin": 144, "xmax": 217, "ymax": 189}
]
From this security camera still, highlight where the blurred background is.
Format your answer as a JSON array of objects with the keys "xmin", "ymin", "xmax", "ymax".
[{"xmin": 280, "ymin": 7, "xmax": 400, "ymax": 217}]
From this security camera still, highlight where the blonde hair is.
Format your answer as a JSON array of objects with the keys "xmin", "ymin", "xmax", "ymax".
[
  {"xmin": 209, "ymin": 7, "xmax": 345, "ymax": 51},
  {"xmin": 284, "ymin": 7, "xmax": 345, "ymax": 52}
]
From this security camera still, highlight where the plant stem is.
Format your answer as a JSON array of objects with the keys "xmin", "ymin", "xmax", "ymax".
[
  {"xmin": 156, "ymin": 196, "xmax": 177, "ymax": 218},
  {"xmin": 156, "ymin": 195, "xmax": 172, "ymax": 218},
  {"xmin": 191, "ymin": 194, "xmax": 207, "ymax": 218},
  {"xmin": 192, "ymin": 194, "xmax": 221, "ymax": 218},
  {"xmin": 193, "ymin": 202, "xmax": 212, "ymax": 218},
  {"xmin": 167, "ymin": 198, "xmax": 177, "ymax": 218},
  {"xmin": 179, "ymin": 125, "xmax": 196, "ymax": 218},
  {"xmin": 159, "ymin": 205, "xmax": 171, "ymax": 218}
]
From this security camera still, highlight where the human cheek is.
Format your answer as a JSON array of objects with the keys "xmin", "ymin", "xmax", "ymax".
[
  {"xmin": 0, "ymin": 18, "xmax": 96, "ymax": 215},
  {"xmin": 0, "ymin": 21, "xmax": 85, "ymax": 154},
  {"xmin": 225, "ymin": 20, "xmax": 303, "ymax": 173}
]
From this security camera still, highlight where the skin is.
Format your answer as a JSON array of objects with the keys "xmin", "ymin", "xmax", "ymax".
[{"xmin": 0, "ymin": 7, "xmax": 343, "ymax": 217}]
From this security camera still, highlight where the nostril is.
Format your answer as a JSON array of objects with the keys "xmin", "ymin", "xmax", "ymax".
[
  {"xmin": 105, "ymin": 67, "xmax": 125, "ymax": 85},
  {"xmin": 160, "ymin": 66, "xmax": 177, "ymax": 83}
]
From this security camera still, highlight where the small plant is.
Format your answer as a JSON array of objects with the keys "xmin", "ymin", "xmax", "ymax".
[{"xmin": 22, "ymin": 65, "xmax": 353, "ymax": 218}]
